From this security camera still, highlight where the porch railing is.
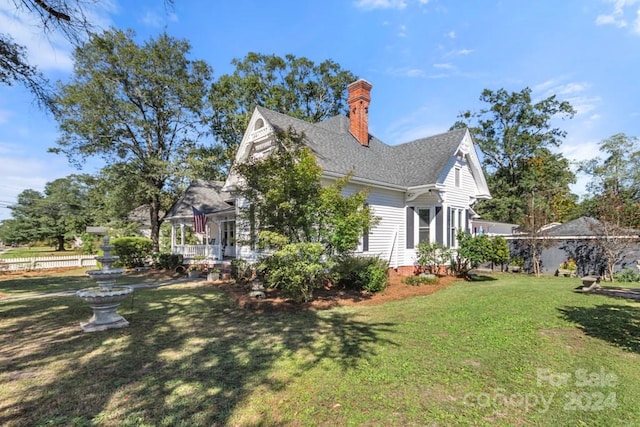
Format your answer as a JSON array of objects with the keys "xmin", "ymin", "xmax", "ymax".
[{"xmin": 173, "ymin": 244, "xmax": 222, "ymax": 261}]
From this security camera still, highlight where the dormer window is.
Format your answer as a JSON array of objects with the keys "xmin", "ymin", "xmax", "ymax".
[
  {"xmin": 254, "ymin": 118, "xmax": 265, "ymax": 130},
  {"xmin": 455, "ymin": 167, "xmax": 461, "ymax": 188}
]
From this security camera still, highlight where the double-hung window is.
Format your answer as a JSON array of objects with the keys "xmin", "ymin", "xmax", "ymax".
[{"xmin": 418, "ymin": 208, "xmax": 431, "ymax": 244}]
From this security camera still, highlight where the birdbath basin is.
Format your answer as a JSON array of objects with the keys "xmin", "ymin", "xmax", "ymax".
[{"xmin": 76, "ymin": 233, "xmax": 133, "ymax": 332}]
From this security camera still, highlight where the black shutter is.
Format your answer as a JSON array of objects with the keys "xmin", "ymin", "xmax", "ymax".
[
  {"xmin": 436, "ymin": 206, "xmax": 443, "ymax": 245},
  {"xmin": 447, "ymin": 207, "xmax": 452, "ymax": 246},
  {"xmin": 406, "ymin": 206, "xmax": 414, "ymax": 249},
  {"xmin": 465, "ymin": 209, "xmax": 471, "ymax": 233}
]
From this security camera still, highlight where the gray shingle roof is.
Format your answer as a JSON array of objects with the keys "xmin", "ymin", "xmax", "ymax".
[
  {"xmin": 545, "ymin": 216, "xmax": 640, "ymax": 237},
  {"xmin": 545, "ymin": 217, "xmax": 603, "ymax": 236},
  {"xmin": 165, "ymin": 180, "xmax": 233, "ymax": 219},
  {"xmin": 256, "ymin": 106, "xmax": 467, "ymax": 187}
]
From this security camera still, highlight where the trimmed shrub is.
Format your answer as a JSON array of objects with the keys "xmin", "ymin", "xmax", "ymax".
[
  {"xmin": 416, "ymin": 242, "xmax": 451, "ymax": 275},
  {"xmin": 111, "ymin": 237, "xmax": 153, "ymax": 268},
  {"xmin": 614, "ymin": 268, "xmax": 640, "ymax": 283},
  {"xmin": 153, "ymin": 253, "xmax": 184, "ymax": 270},
  {"xmin": 331, "ymin": 255, "xmax": 389, "ymax": 292},
  {"xmin": 265, "ymin": 242, "xmax": 326, "ymax": 303},
  {"xmin": 402, "ymin": 275, "xmax": 439, "ymax": 286}
]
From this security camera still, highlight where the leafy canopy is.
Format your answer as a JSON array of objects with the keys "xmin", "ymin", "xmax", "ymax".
[
  {"xmin": 578, "ymin": 133, "xmax": 640, "ymax": 228},
  {"xmin": 0, "ymin": 174, "xmax": 95, "ymax": 249},
  {"xmin": 457, "ymin": 87, "xmax": 576, "ymax": 224},
  {"xmin": 51, "ymin": 28, "xmax": 215, "ymax": 251}
]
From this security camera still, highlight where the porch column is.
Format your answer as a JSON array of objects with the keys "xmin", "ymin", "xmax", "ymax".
[
  {"xmin": 180, "ymin": 223, "xmax": 185, "ymax": 246},
  {"xmin": 205, "ymin": 221, "xmax": 211, "ymax": 258},
  {"xmin": 171, "ymin": 223, "xmax": 176, "ymax": 249},
  {"xmin": 217, "ymin": 220, "xmax": 223, "ymax": 259}
]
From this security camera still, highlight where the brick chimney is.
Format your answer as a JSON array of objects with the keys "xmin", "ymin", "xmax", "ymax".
[{"xmin": 347, "ymin": 79, "xmax": 372, "ymax": 147}]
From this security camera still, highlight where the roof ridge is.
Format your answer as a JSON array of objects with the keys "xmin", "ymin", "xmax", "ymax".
[{"xmin": 394, "ymin": 127, "xmax": 467, "ymax": 147}]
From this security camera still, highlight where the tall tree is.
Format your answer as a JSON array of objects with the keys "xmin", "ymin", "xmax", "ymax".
[
  {"xmin": 51, "ymin": 29, "xmax": 214, "ymax": 251},
  {"xmin": 4, "ymin": 174, "xmax": 95, "ymax": 249},
  {"xmin": 576, "ymin": 133, "xmax": 640, "ymax": 280},
  {"xmin": 457, "ymin": 87, "xmax": 576, "ymax": 224},
  {"xmin": 208, "ymin": 52, "xmax": 357, "ymax": 167},
  {"xmin": 578, "ymin": 133, "xmax": 640, "ymax": 228}
]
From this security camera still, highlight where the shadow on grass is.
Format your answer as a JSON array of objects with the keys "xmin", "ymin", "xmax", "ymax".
[
  {"xmin": 0, "ymin": 275, "xmax": 92, "ymax": 295},
  {"xmin": 0, "ymin": 284, "xmax": 397, "ymax": 426},
  {"xmin": 558, "ymin": 304, "xmax": 640, "ymax": 354},
  {"xmin": 468, "ymin": 274, "xmax": 498, "ymax": 282}
]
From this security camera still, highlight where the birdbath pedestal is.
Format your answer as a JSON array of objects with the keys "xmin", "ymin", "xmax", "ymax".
[{"xmin": 76, "ymin": 230, "xmax": 133, "ymax": 332}]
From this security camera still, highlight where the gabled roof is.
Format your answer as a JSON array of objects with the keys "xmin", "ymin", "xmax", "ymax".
[
  {"xmin": 255, "ymin": 106, "xmax": 476, "ymax": 189},
  {"xmin": 165, "ymin": 180, "xmax": 233, "ymax": 220},
  {"xmin": 545, "ymin": 216, "xmax": 640, "ymax": 237}
]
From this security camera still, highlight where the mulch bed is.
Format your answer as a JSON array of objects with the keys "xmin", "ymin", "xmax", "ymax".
[{"xmin": 213, "ymin": 274, "xmax": 459, "ymax": 312}]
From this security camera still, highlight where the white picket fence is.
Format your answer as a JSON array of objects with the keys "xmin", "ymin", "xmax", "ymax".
[{"xmin": 0, "ymin": 255, "xmax": 97, "ymax": 272}]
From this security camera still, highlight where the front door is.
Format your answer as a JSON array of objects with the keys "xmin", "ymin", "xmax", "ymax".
[{"xmin": 223, "ymin": 220, "xmax": 236, "ymax": 257}]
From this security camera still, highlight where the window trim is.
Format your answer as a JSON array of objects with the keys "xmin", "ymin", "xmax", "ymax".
[{"xmin": 416, "ymin": 207, "xmax": 433, "ymax": 245}]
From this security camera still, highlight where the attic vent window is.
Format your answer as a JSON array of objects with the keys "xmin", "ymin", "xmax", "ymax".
[{"xmin": 254, "ymin": 119, "xmax": 265, "ymax": 130}]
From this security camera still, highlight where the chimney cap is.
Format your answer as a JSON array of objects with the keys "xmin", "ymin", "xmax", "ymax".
[{"xmin": 347, "ymin": 79, "xmax": 373, "ymax": 92}]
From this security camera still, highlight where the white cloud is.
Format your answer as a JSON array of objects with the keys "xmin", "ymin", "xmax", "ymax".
[
  {"xmin": 433, "ymin": 63, "xmax": 454, "ymax": 70},
  {"xmin": 384, "ymin": 67, "xmax": 452, "ymax": 79},
  {"xmin": 595, "ymin": 13, "xmax": 626, "ymax": 26},
  {"xmin": 142, "ymin": 11, "xmax": 164, "ymax": 27},
  {"xmin": 140, "ymin": 9, "xmax": 178, "ymax": 27},
  {"xmin": 0, "ymin": 10, "xmax": 73, "ymax": 72},
  {"xmin": 559, "ymin": 137, "xmax": 603, "ymax": 197},
  {"xmin": 0, "ymin": 153, "xmax": 78, "ymax": 220},
  {"xmin": 386, "ymin": 67, "xmax": 425, "ymax": 77},
  {"xmin": 568, "ymin": 96, "xmax": 602, "ymax": 115},
  {"xmin": 385, "ymin": 108, "xmax": 449, "ymax": 144},
  {"xmin": 595, "ymin": 0, "xmax": 640, "ymax": 34},
  {"xmin": 533, "ymin": 79, "xmax": 601, "ymax": 117},
  {"xmin": 557, "ymin": 82, "xmax": 591, "ymax": 95},
  {"xmin": 0, "ymin": 1, "xmax": 116, "ymax": 72},
  {"xmin": 355, "ymin": 0, "xmax": 408, "ymax": 10},
  {"xmin": 398, "ymin": 24, "xmax": 407, "ymax": 37},
  {"xmin": 446, "ymin": 48, "xmax": 474, "ymax": 56},
  {"xmin": 447, "ymin": 31, "xmax": 456, "ymax": 39}
]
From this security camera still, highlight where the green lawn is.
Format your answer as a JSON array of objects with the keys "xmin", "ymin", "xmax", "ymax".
[
  {"xmin": 1, "ymin": 272, "xmax": 639, "ymax": 426},
  {"xmin": 0, "ymin": 246, "xmax": 83, "ymax": 259}
]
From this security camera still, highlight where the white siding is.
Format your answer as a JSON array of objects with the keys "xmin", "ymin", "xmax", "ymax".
[
  {"xmin": 342, "ymin": 183, "xmax": 406, "ymax": 268},
  {"xmin": 442, "ymin": 159, "xmax": 477, "ymax": 207}
]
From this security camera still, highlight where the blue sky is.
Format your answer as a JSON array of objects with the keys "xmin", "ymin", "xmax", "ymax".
[{"xmin": 1, "ymin": 0, "xmax": 639, "ymax": 220}]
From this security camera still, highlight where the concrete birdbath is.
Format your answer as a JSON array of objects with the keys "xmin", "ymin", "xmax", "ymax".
[{"xmin": 76, "ymin": 231, "xmax": 133, "ymax": 332}]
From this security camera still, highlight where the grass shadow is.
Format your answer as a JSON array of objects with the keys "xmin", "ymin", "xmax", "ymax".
[
  {"xmin": 468, "ymin": 274, "xmax": 499, "ymax": 282},
  {"xmin": 558, "ymin": 304, "xmax": 640, "ymax": 353},
  {"xmin": 0, "ymin": 283, "xmax": 397, "ymax": 426}
]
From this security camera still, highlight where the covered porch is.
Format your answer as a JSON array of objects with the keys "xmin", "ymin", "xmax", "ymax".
[
  {"xmin": 163, "ymin": 180, "xmax": 237, "ymax": 263},
  {"xmin": 170, "ymin": 217, "xmax": 236, "ymax": 261}
]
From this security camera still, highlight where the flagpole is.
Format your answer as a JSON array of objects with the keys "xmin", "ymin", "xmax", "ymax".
[{"xmin": 206, "ymin": 221, "xmax": 210, "ymax": 259}]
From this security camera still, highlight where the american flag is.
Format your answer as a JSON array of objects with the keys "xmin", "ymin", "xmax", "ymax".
[{"xmin": 192, "ymin": 206, "xmax": 207, "ymax": 233}]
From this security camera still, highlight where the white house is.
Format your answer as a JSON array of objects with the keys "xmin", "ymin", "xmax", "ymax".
[{"xmin": 166, "ymin": 79, "xmax": 491, "ymax": 274}]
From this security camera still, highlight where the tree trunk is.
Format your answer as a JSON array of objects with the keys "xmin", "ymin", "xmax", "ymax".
[
  {"xmin": 149, "ymin": 198, "xmax": 162, "ymax": 253},
  {"xmin": 532, "ymin": 251, "xmax": 541, "ymax": 277},
  {"xmin": 56, "ymin": 236, "xmax": 66, "ymax": 251}
]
